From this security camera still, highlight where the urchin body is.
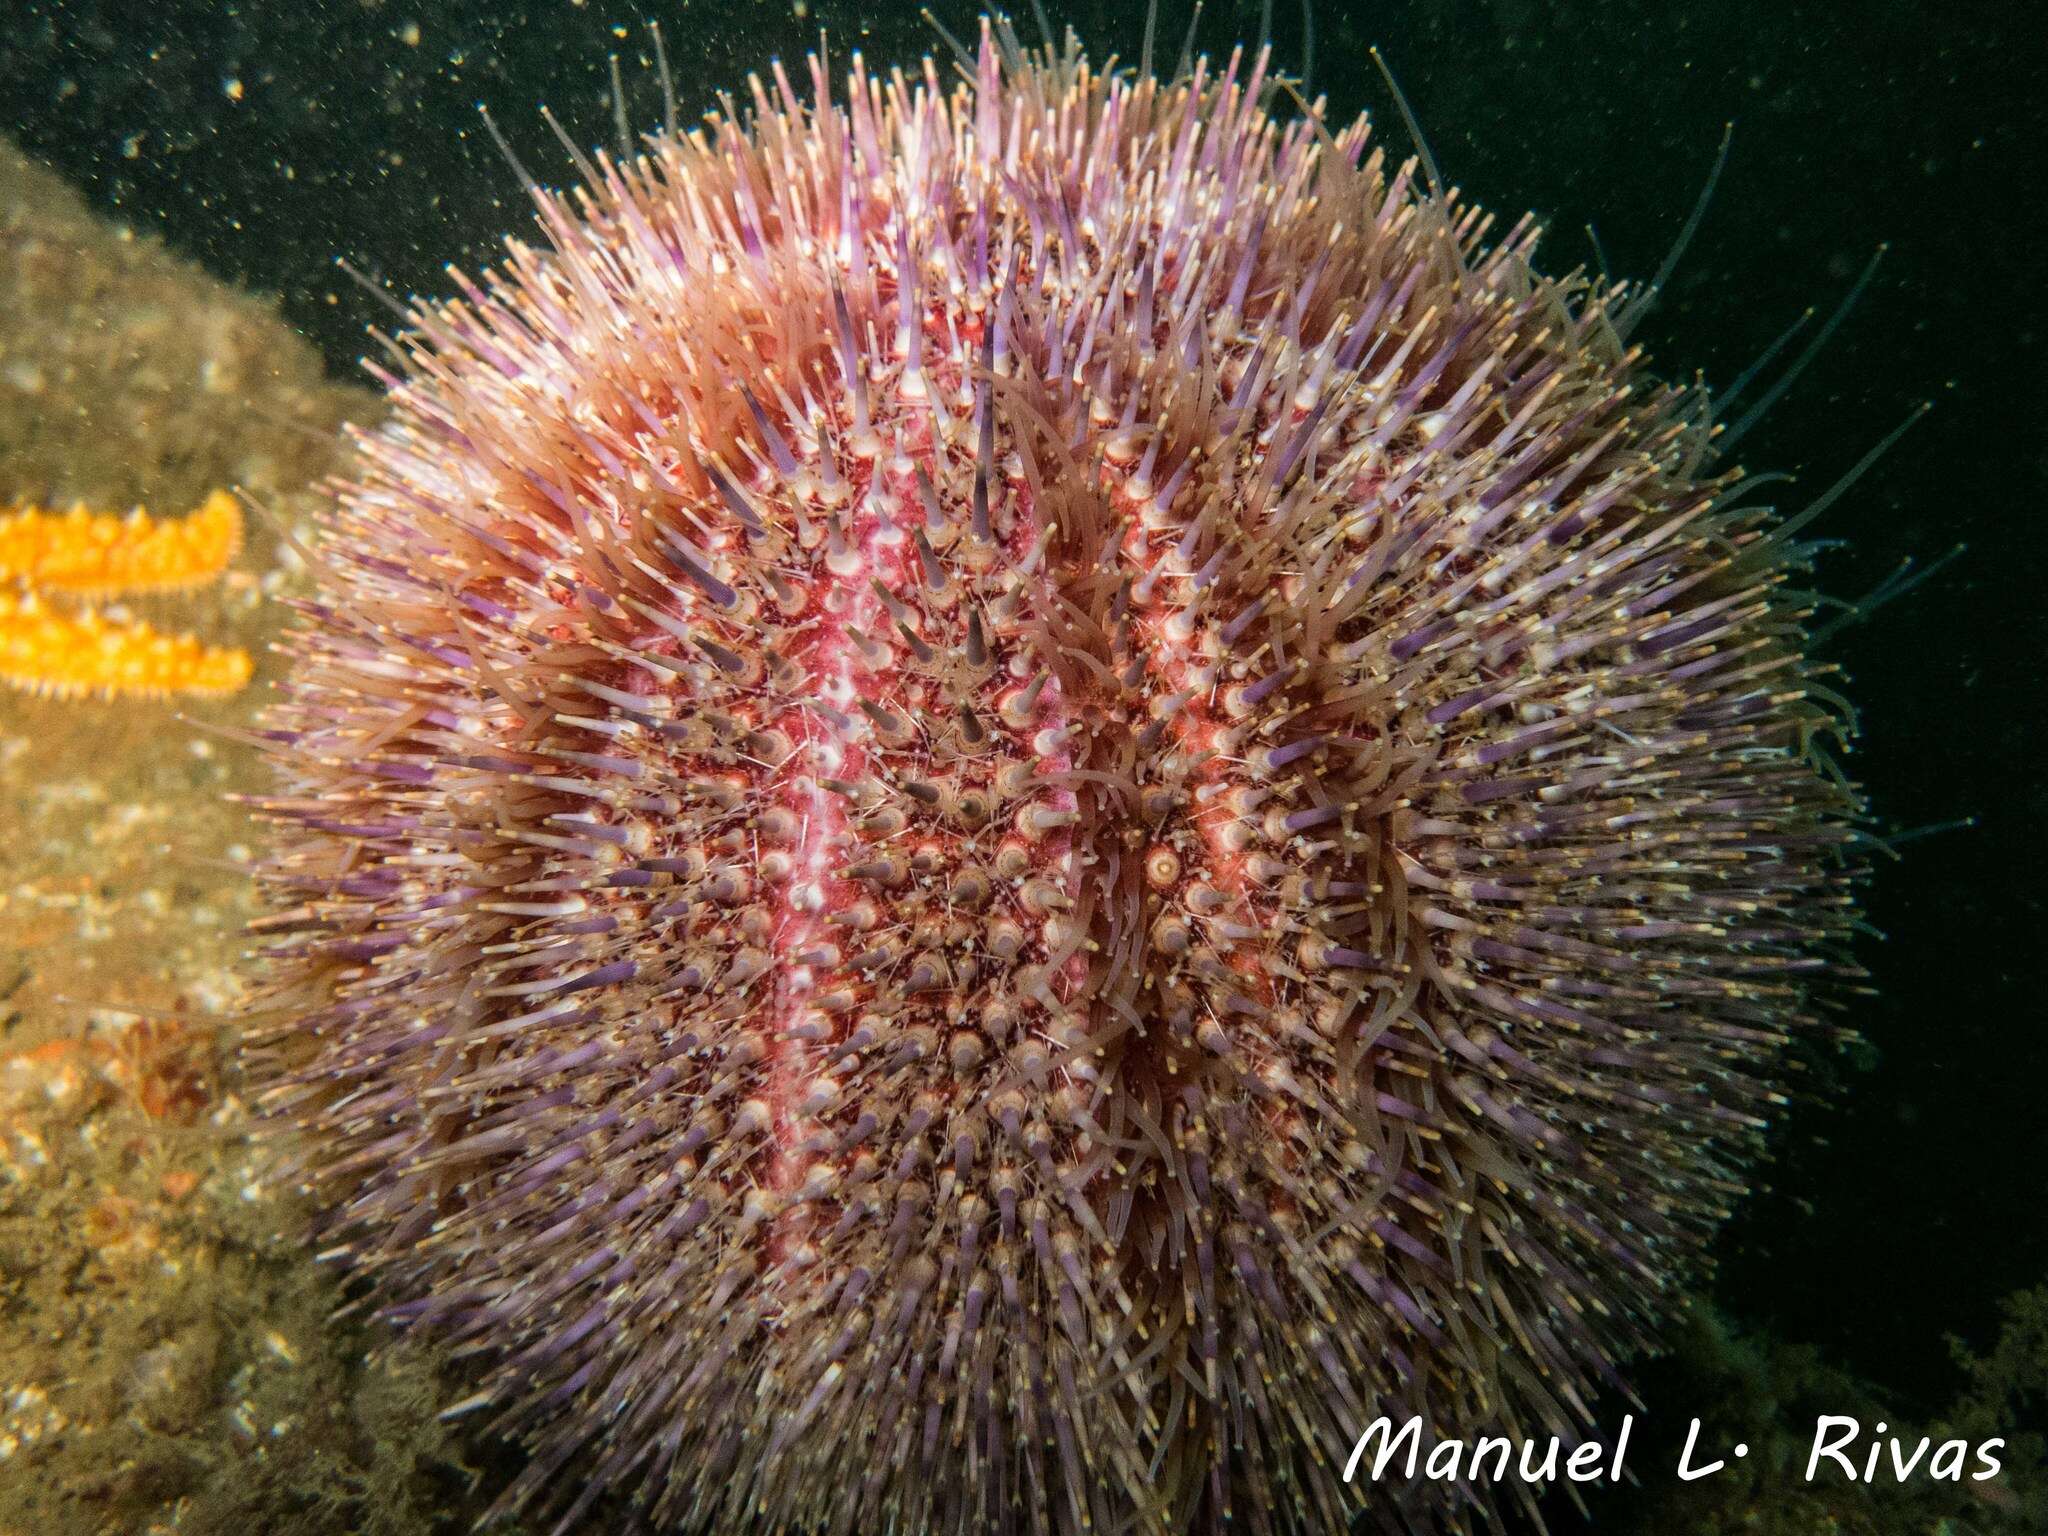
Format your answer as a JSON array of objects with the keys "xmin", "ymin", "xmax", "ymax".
[{"xmin": 249, "ymin": 24, "xmax": 1859, "ymax": 1536}]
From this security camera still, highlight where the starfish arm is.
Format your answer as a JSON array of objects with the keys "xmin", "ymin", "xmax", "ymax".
[
  {"xmin": 0, "ymin": 490, "xmax": 243, "ymax": 598},
  {"xmin": 0, "ymin": 591, "xmax": 252, "ymax": 699}
]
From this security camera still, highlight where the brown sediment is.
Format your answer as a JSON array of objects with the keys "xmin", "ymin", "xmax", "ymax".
[{"xmin": 0, "ymin": 134, "xmax": 504, "ymax": 1536}]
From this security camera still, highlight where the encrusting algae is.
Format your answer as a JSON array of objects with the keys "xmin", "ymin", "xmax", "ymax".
[
  {"xmin": 0, "ymin": 490, "xmax": 252, "ymax": 698},
  {"xmin": 0, "ymin": 124, "xmax": 508, "ymax": 1536}
]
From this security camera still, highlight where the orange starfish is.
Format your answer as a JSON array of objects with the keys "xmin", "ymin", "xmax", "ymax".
[{"xmin": 0, "ymin": 490, "xmax": 252, "ymax": 698}]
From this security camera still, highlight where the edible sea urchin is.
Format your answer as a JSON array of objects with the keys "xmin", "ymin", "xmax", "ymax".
[{"xmin": 246, "ymin": 19, "xmax": 1866, "ymax": 1536}]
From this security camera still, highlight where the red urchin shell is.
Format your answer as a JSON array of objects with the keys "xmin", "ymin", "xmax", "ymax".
[{"xmin": 246, "ymin": 21, "xmax": 1863, "ymax": 1536}]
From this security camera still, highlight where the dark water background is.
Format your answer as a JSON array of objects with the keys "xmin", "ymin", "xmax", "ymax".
[{"xmin": 4, "ymin": 0, "xmax": 2041, "ymax": 1462}]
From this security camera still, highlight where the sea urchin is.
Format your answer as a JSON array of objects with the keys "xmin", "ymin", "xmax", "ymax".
[{"xmin": 246, "ymin": 19, "xmax": 1865, "ymax": 1536}]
